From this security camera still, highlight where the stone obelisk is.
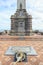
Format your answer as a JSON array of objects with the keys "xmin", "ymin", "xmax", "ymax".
[
  {"xmin": 11, "ymin": 0, "xmax": 32, "ymax": 36},
  {"xmin": 17, "ymin": 0, "xmax": 26, "ymax": 9}
]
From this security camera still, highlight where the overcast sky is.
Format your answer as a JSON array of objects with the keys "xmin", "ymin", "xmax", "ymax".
[{"xmin": 0, "ymin": 0, "xmax": 43, "ymax": 31}]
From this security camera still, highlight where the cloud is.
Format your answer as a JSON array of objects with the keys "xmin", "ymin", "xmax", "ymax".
[
  {"xmin": 0, "ymin": 0, "xmax": 43, "ymax": 31},
  {"xmin": 0, "ymin": 0, "xmax": 17, "ymax": 30},
  {"xmin": 0, "ymin": 0, "xmax": 16, "ymax": 7},
  {"xmin": 26, "ymin": 0, "xmax": 43, "ymax": 30}
]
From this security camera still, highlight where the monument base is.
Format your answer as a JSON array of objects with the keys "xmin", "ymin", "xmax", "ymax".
[
  {"xmin": 9, "ymin": 32, "xmax": 32, "ymax": 36},
  {"xmin": 11, "ymin": 9, "xmax": 32, "ymax": 36}
]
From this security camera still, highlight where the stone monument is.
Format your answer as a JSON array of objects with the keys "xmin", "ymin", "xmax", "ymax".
[{"xmin": 11, "ymin": 0, "xmax": 32, "ymax": 36}]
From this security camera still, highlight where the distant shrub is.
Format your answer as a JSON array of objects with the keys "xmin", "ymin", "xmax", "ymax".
[
  {"xmin": 33, "ymin": 30, "xmax": 39, "ymax": 34},
  {"xmin": 0, "ymin": 32, "xmax": 2, "ymax": 35},
  {"xmin": 41, "ymin": 32, "xmax": 43, "ymax": 35}
]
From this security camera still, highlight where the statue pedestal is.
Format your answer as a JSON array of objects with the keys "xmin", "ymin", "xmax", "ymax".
[{"xmin": 11, "ymin": 9, "xmax": 32, "ymax": 36}]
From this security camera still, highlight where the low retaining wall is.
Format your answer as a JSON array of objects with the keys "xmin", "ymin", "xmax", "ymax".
[{"xmin": 0, "ymin": 35, "xmax": 43, "ymax": 41}]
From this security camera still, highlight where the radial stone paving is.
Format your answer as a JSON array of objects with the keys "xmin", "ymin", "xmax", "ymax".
[{"xmin": 0, "ymin": 35, "xmax": 43, "ymax": 65}]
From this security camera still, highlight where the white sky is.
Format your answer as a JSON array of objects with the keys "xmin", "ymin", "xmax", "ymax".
[{"xmin": 0, "ymin": 0, "xmax": 43, "ymax": 31}]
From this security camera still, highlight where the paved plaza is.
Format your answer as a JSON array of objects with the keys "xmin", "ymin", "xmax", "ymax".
[{"xmin": 0, "ymin": 35, "xmax": 43, "ymax": 65}]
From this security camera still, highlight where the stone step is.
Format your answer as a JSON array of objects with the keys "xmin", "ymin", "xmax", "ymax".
[{"xmin": 0, "ymin": 36, "xmax": 43, "ymax": 41}]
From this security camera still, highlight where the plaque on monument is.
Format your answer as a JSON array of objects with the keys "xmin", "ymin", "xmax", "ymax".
[{"xmin": 5, "ymin": 46, "xmax": 37, "ymax": 56}]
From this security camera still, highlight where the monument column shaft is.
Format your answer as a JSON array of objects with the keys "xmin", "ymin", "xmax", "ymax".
[{"xmin": 17, "ymin": 0, "xmax": 26, "ymax": 9}]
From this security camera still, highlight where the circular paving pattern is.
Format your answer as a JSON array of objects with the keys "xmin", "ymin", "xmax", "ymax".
[
  {"xmin": 39, "ymin": 62, "xmax": 43, "ymax": 65},
  {"xmin": 0, "ymin": 37, "xmax": 43, "ymax": 65}
]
